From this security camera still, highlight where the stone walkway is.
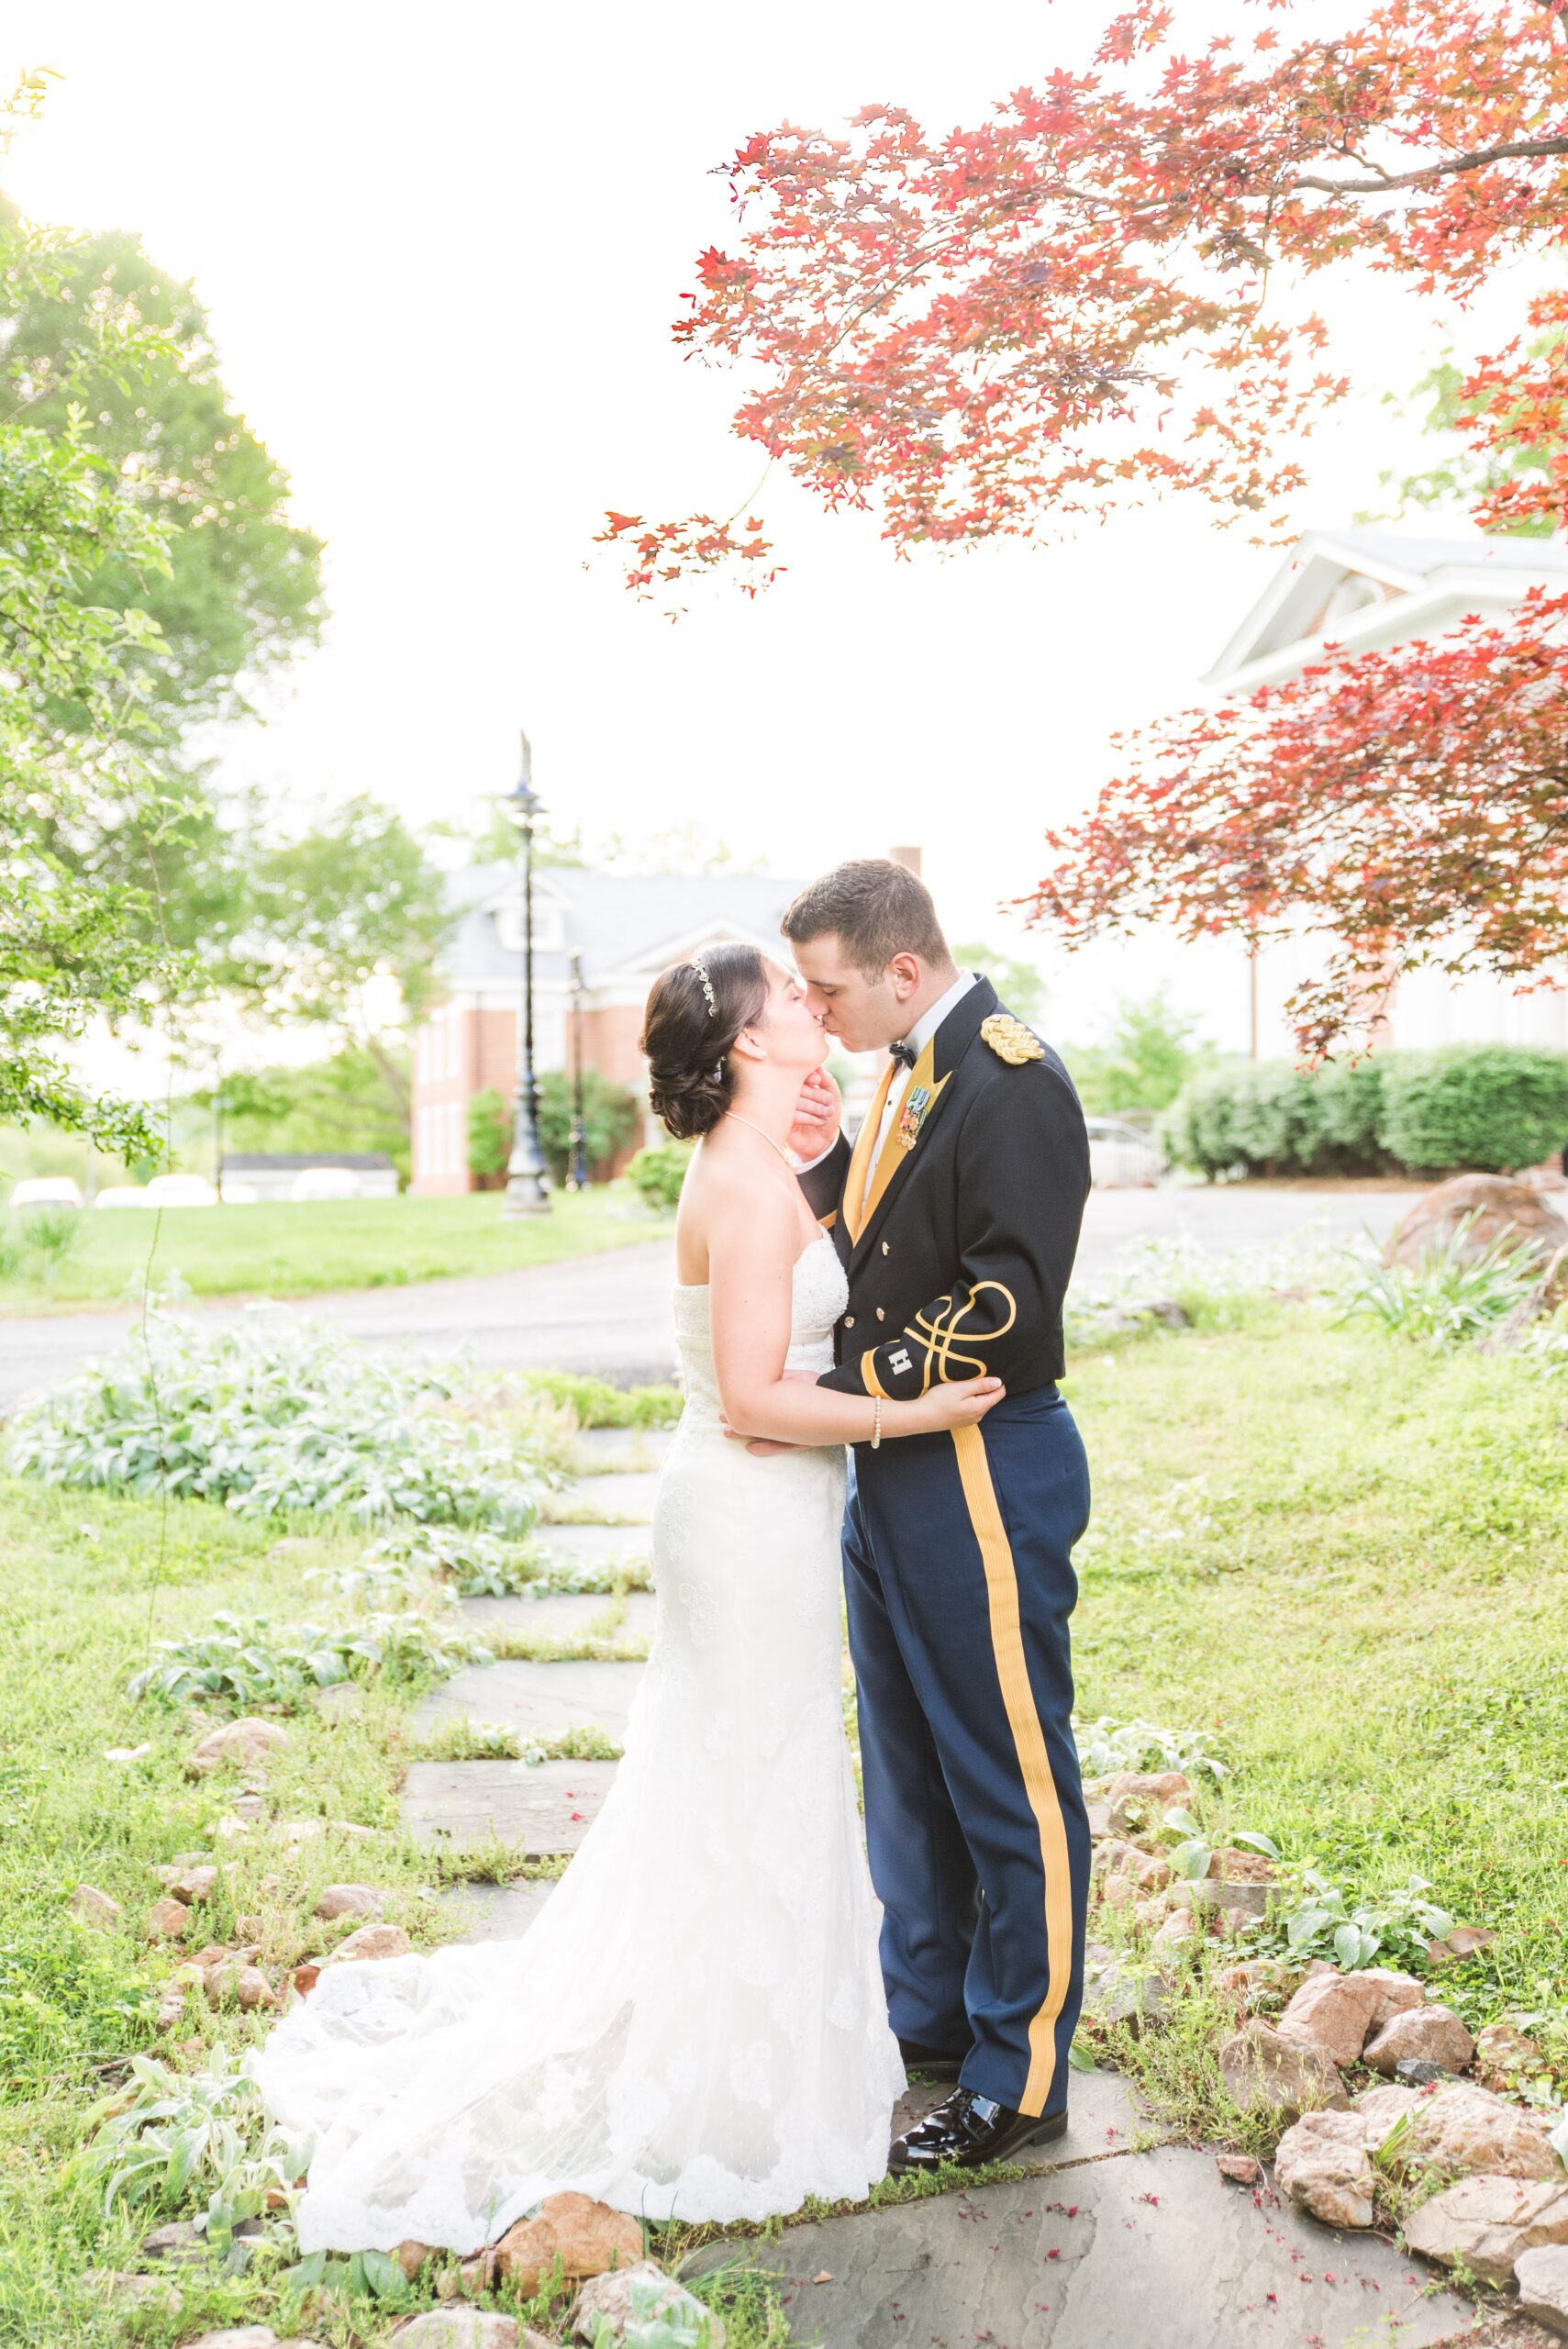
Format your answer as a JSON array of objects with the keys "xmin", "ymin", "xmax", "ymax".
[{"xmin": 398, "ymin": 1429, "xmax": 1489, "ymax": 2349}]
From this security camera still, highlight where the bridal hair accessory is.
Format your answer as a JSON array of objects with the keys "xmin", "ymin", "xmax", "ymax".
[{"xmin": 691, "ymin": 955, "xmax": 717, "ymax": 1018}]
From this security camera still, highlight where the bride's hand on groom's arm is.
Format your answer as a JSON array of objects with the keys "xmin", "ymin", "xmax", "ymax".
[{"xmin": 897, "ymin": 1375, "xmax": 1006, "ymax": 1434}]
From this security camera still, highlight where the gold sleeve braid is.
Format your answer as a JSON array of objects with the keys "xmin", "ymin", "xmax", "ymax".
[{"xmin": 903, "ymin": 1281, "xmax": 1018, "ymax": 1390}]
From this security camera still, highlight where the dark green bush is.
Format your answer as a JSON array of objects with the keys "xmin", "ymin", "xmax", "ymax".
[
  {"xmin": 467, "ymin": 1074, "xmax": 640, "ymax": 1186},
  {"xmin": 626, "ymin": 1139, "xmax": 692, "ymax": 1210},
  {"xmin": 1161, "ymin": 1043, "xmax": 1568, "ymax": 1179},
  {"xmin": 1375, "ymin": 1044, "xmax": 1568, "ymax": 1175}
]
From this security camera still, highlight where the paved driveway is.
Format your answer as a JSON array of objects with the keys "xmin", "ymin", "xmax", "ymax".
[{"xmin": 0, "ymin": 1183, "xmax": 1417, "ymax": 1412}]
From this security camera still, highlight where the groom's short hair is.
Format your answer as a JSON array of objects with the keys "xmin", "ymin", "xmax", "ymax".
[{"xmin": 782, "ymin": 859, "xmax": 951, "ymax": 980}]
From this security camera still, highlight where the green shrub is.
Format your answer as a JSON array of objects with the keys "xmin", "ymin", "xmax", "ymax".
[
  {"xmin": 469, "ymin": 1077, "xmax": 641, "ymax": 1186},
  {"xmin": 1161, "ymin": 1043, "xmax": 1568, "ymax": 1179},
  {"xmin": 1159, "ymin": 1062, "xmax": 1331, "ymax": 1177},
  {"xmin": 1375, "ymin": 1044, "xmax": 1568, "ymax": 1174},
  {"xmin": 467, "ymin": 1086, "xmax": 511, "ymax": 1184},
  {"xmin": 518, "ymin": 1371, "xmax": 682, "ymax": 1429},
  {"xmin": 627, "ymin": 1139, "xmax": 692, "ymax": 1210},
  {"xmin": 538, "ymin": 1070, "xmax": 639, "ymax": 1183}
]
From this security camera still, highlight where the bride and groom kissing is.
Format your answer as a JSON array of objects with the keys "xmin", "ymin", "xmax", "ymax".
[{"xmin": 255, "ymin": 857, "xmax": 1095, "ymax": 2254}]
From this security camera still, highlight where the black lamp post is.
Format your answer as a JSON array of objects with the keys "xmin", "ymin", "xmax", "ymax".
[
  {"xmin": 501, "ymin": 730, "xmax": 551, "ymax": 1219},
  {"xmin": 567, "ymin": 949, "xmax": 588, "ymax": 1192}
]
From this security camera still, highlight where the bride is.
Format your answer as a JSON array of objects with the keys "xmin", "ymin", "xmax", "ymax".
[{"xmin": 252, "ymin": 941, "xmax": 1004, "ymax": 2253}]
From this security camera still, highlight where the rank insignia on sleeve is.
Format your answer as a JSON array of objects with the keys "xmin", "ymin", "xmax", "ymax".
[
  {"xmin": 896, "ymin": 1085, "xmax": 931, "ymax": 1151},
  {"xmin": 981, "ymin": 1013, "xmax": 1045, "ymax": 1065}
]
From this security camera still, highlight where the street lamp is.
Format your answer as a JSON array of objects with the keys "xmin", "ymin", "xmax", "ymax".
[
  {"xmin": 501, "ymin": 729, "xmax": 551, "ymax": 1219},
  {"xmin": 567, "ymin": 950, "xmax": 589, "ymax": 1192}
]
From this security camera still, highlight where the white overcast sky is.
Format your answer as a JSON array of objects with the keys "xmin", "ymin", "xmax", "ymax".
[{"xmin": 4, "ymin": 1, "xmax": 1536, "ymax": 1052}]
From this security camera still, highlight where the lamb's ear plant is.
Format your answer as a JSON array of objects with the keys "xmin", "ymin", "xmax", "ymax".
[
  {"xmin": 75, "ymin": 2047, "xmax": 308, "ymax": 2262},
  {"xmin": 284, "ymin": 2246, "xmax": 405, "ymax": 2300},
  {"xmin": 128, "ymin": 1609, "xmax": 491, "ymax": 1709},
  {"xmin": 1073, "ymin": 1714, "xmax": 1229, "ymax": 1784},
  {"xmin": 1250, "ymin": 1867, "xmax": 1453, "ymax": 1974},
  {"xmin": 7, "ymin": 1302, "xmax": 544, "ymax": 1532}
]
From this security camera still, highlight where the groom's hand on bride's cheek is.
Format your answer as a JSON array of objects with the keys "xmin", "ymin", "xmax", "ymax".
[{"xmin": 785, "ymin": 1066, "xmax": 841, "ymax": 1160}]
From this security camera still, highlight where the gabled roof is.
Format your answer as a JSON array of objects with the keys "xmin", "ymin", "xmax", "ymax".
[
  {"xmin": 439, "ymin": 864, "xmax": 811, "ymax": 990},
  {"xmin": 219, "ymin": 1152, "xmax": 395, "ymax": 1171},
  {"xmin": 1203, "ymin": 525, "xmax": 1568, "ymax": 693}
]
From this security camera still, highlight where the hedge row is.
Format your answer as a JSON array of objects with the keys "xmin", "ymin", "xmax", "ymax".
[{"xmin": 1160, "ymin": 1043, "xmax": 1568, "ymax": 1179}]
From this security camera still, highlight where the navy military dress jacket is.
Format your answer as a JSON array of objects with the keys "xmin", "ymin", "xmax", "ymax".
[{"xmin": 798, "ymin": 976, "xmax": 1090, "ymax": 1404}]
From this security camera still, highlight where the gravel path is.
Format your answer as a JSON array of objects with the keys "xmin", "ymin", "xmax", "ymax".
[{"xmin": 0, "ymin": 1183, "xmax": 1417, "ymax": 1411}]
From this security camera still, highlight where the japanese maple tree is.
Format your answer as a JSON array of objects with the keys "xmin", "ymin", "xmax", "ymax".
[
  {"xmin": 601, "ymin": 0, "xmax": 1568, "ymax": 603},
  {"xmin": 604, "ymin": 0, "xmax": 1568, "ymax": 1048},
  {"xmin": 1019, "ymin": 588, "xmax": 1568, "ymax": 1057}
]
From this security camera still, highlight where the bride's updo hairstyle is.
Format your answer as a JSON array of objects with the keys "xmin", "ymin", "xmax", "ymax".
[{"xmin": 640, "ymin": 941, "xmax": 770, "ymax": 1141}]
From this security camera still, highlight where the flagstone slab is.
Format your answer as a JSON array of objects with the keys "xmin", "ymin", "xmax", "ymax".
[
  {"xmin": 400, "ymin": 1759, "xmax": 618, "ymax": 1856},
  {"xmin": 458, "ymin": 1590, "xmax": 659, "ymax": 1645},
  {"xmin": 446, "ymin": 1876, "xmax": 560, "ymax": 1943},
  {"xmin": 415, "ymin": 1658, "xmax": 644, "ymax": 1742},
  {"xmin": 573, "ymin": 1426, "xmax": 675, "ymax": 1471},
  {"xmin": 684, "ymin": 2142, "xmax": 1474, "ymax": 2349},
  {"xmin": 544, "ymin": 1470, "xmax": 662, "ymax": 1525},
  {"xmin": 534, "ymin": 1522, "xmax": 652, "ymax": 1574},
  {"xmin": 884, "ymin": 2063, "xmax": 1172, "ymax": 2166}
]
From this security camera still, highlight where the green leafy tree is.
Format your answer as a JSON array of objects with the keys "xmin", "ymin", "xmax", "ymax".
[
  {"xmin": 189, "ymin": 1046, "xmax": 413, "ymax": 1186},
  {"xmin": 0, "ymin": 84, "xmax": 187, "ymax": 1155},
  {"xmin": 1066, "ymin": 996, "xmax": 1214, "ymax": 1116},
  {"xmin": 236, "ymin": 796, "xmax": 451, "ymax": 1125},
  {"xmin": 951, "ymin": 941, "xmax": 1048, "ymax": 1025},
  {"xmin": 1362, "ymin": 324, "xmax": 1564, "ymax": 542},
  {"xmin": 1, "ymin": 205, "xmax": 325, "ymax": 727}
]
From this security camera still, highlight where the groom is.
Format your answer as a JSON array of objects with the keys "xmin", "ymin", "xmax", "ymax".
[{"xmin": 782, "ymin": 859, "xmax": 1093, "ymax": 2171}]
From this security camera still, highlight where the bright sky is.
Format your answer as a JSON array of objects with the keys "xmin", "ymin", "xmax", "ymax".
[{"xmin": 4, "ymin": 1, "xmax": 1537, "ymax": 1053}]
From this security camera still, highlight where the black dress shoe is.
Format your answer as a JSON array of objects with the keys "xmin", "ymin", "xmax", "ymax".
[
  {"xmin": 896, "ymin": 2037, "xmax": 965, "ymax": 2081},
  {"xmin": 888, "ymin": 2085, "xmax": 1069, "ymax": 2174}
]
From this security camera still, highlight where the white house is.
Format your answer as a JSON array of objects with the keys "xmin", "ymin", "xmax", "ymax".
[
  {"xmin": 1203, "ymin": 526, "xmax": 1568, "ymax": 1055},
  {"xmin": 410, "ymin": 866, "xmax": 812, "ymax": 1195}
]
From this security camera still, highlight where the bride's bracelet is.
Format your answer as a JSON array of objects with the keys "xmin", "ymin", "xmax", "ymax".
[{"xmin": 871, "ymin": 1396, "xmax": 883, "ymax": 1449}]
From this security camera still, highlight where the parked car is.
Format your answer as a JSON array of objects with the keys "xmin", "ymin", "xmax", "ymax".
[
  {"xmin": 1084, "ymin": 1119, "xmax": 1164, "ymax": 1189},
  {"xmin": 7, "ymin": 1175, "xmax": 83, "ymax": 1210},
  {"xmin": 288, "ymin": 1166, "xmax": 363, "ymax": 1202},
  {"xmin": 95, "ymin": 1174, "xmax": 218, "ymax": 1208}
]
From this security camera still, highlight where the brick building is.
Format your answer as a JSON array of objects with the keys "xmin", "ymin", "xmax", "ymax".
[{"xmin": 410, "ymin": 864, "xmax": 809, "ymax": 1195}]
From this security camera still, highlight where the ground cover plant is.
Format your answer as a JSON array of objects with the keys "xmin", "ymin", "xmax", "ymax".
[
  {"xmin": 3, "ymin": 1295, "xmax": 1565, "ymax": 2340},
  {"xmin": 0, "ymin": 1186, "xmax": 673, "ymax": 1308},
  {"xmin": 7, "ymin": 1307, "xmax": 544, "ymax": 1531}
]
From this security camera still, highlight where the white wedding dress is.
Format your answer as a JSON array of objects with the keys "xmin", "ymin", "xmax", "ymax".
[{"xmin": 252, "ymin": 1231, "xmax": 905, "ymax": 2253}]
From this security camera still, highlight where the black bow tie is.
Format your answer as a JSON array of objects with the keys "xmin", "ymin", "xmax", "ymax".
[{"xmin": 890, "ymin": 1040, "xmax": 917, "ymax": 1071}]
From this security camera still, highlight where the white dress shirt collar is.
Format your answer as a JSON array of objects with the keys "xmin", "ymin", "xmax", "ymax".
[{"xmin": 898, "ymin": 967, "xmax": 979, "ymax": 1062}]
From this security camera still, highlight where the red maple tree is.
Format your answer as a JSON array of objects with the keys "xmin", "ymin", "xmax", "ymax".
[
  {"xmin": 602, "ymin": 0, "xmax": 1567, "ymax": 599},
  {"xmin": 1019, "ymin": 587, "xmax": 1568, "ymax": 1057},
  {"xmin": 604, "ymin": 0, "xmax": 1568, "ymax": 1048}
]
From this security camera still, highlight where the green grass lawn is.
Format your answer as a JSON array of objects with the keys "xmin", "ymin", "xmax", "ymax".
[
  {"xmin": 2, "ymin": 1309, "xmax": 1565, "ymax": 2341},
  {"xmin": 0, "ymin": 1186, "xmax": 673, "ymax": 1309},
  {"xmin": 1067, "ymin": 1311, "xmax": 1568, "ymax": 2021}
]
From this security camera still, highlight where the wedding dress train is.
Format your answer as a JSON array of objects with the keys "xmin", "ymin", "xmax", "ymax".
[{"xmin": 252, "ymin": 1231, "xmax": 904, "ymax": 2252}]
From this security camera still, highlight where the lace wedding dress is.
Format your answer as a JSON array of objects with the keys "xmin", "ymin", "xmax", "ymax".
[{"xmin": 252, "ymin": 1231, "xmax": 905, "ymax": 2253}]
